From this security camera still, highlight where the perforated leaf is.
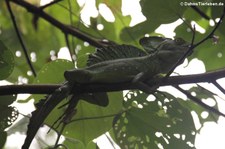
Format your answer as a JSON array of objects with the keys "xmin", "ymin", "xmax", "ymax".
[
  {"xmin": 0, "ymin": 95, "xmax": 18, "ymax": 131},
  {"xmin": 178, "ymin": 86, "xmax": 220, "ymax": 126},
  {"xmin": 0, "ymin": 106, "xmax": 18, "ymax": 131},
  {"xmin": 113, "ymin": 91, "xmax": 196, "ymax": 149}
]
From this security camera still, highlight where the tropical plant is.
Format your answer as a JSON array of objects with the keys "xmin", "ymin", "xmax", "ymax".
[{"xmin": 0, "ymin": 0, "xmax": 225, "ymax": 149}]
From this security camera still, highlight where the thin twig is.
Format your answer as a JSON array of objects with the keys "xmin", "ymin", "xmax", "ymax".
[
  {"xmin": 40, "ymin": 0, "xmax": 63, "ymax": 9},
  {"xmin": 67, "ymin": 0, "xmax": 76, "ymax": 59},
  {"xmin": 54, "ymin": 124, "xmax": 66, "ymax": 148},
  {"xmin": 5, "ymin": 0, "xmax": 37, "ymax": 77},
  {"xmin": 65, "ymin": 33, "xmax": 75, "ymax": 63},
  {"xmin": 174, "ymin": 85, "xmax": 225, "ymax": 117},
  {"xmin": 53, "ymin": 144, "xmax": 68, "ymax": 149},
  {"xmin": 193, "ymin": 6, "xmax": 225, "ymax": 49},
  {"xmin": 105, "ymin": 133, "xmax": 117, "ymax": 149},
  {"xmin": 176, "ymin": 13, "xmax": 194, "ymax": 32},
  {"xmin": 190, "ymin": 25, "xmax": 196, "ymax": 46},
  {"xmin": 191, "ymin": 6, "xmax": 210, "ymax": 20},
  {"xmin": 212, "ymin": 80, "xmax": 225, "ymax": 95},
  {"xmin": 70, "ymin": 113, "xmax": 118, "ymax": 123}
]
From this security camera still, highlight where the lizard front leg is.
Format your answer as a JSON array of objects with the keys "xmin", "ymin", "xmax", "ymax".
[{"xmin": 132, "ymin": 72, "xmax": 157, "ymax": 94}]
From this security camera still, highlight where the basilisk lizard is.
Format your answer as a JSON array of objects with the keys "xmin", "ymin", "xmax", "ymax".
[{"xmin": 22, "ymin": 36, "xmax": 190, "ymax": 149}]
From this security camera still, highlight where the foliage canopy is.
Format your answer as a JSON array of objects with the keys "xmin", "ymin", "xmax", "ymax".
[{"xmin": 0, "ymin": 0, "xmax": 225, "ymax": 148}]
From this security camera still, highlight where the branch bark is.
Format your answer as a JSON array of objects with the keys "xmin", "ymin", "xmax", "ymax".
[{"xmin": 0, "ymin": 68, "xmax": 224, "ymax": 95}]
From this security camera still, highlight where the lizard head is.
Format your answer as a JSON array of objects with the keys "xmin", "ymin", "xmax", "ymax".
[
  {"xmin": 139, "ymin": 36, "xmax": 190, "ymax": 54},
  {"xmin": 140, "ymin": 36, "xmax": 191, "ymax": 73}
]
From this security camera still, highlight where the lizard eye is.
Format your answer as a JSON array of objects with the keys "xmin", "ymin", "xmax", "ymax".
[{"xmin": 174, "ymin": 38, "xmax": 185, "ymax": 45}]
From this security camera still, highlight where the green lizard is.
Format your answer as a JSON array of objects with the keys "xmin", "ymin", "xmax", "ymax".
[
  {"xmin": 65, "ymin": 37, "xmax": 189, "ymax": 85},
  {"xmin": 22, "ymin": 36, "xmax": 190, "ymax": 149}
]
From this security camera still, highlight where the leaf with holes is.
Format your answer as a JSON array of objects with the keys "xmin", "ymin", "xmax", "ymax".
[
  {"xmin": 113, "ymin": 91, "xmax": 196, "ymax": 149},
  {"xmin": 0, "ymin": 106, "xmax": 18, "ymax": 131},
  {"xmin": 177, "ymin": 86, "xmax": 219, "ymax": 127},
  {"xmin": 0, "ymin": 94, "xmax": 18, "ymax": 131}
]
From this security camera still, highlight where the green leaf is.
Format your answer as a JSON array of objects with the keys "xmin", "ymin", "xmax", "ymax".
[
  {"xmin": 62, "ymin": 140, "xmax": 97, "ymax": 149},
  {"xmin": 25, "ymin": 59, "xmax": 74, "ymax": 103},
  {"xmin": 45, "ymin": 0, "xmax": 81, "ymax": 25},
  {"xmin": 120, "ymin": 0, "xmax": 189, "ymax": 42},
  {"xmin": 0, "ymin": 106, "xmax": 18, "ymax": 131},
  {"xmin": 120, "ymin": 21, "xmax": 159, "ymax": 43},
  {"xmin": 0, "ymin": 40, "xmax": 14, "ymax": 80},
  {"xmin": 0, "ymin": 95, "xmax": 18, "ymax": 131},
  {"xmin": 76, "ymin": 40, "xmax": 95, "ymax": 68},
  {"xmin": 194, "ymin": 35, "xmax": 225, "ymax": 71},
  {"xmin": 33, "ymin": 59, "xmax": 74, "ymax": 84},
  {"xmin": 113, "ymin": 91, "xmax": 196, "ymax": 149},
  {"xmin": 141, "ymin": 0, "xmax": 186, "ymax": 24},
  {"xmin": 212, "ymin": 4, "xmax": 225, "ymax": 37},
  {"xmin": 63, "ymin": 138, "xmax": 85, "ymax": 149},
  {"xmin": 0, "ymin": 95, "xmax": 17, "ymax": 106},
  {"xmin": 0, "ymin": 131, "xmax": 7, "ymax": 149}
]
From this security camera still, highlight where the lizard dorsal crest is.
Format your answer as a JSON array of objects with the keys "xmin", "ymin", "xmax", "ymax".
[
  {"xmin": 87, "ymin": 36, "xmax": 175, "ymax": 66},
  {"xmin": 87, "ymin": 44, "xmax": 147, "ymax": 66}
]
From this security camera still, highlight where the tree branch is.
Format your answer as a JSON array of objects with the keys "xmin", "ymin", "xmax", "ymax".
[
  {"xmin": 0, "ymin": 68, "xmax": 225, "ymax": 95},
  {"xmin": 8, "ymin": 0, "xmax": 110, "ymax": 48}
]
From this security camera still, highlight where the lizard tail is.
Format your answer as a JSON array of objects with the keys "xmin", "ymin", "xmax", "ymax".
[{"xmin": 22, "ymin": 82, "xmax": 72, "ymax": 149}]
